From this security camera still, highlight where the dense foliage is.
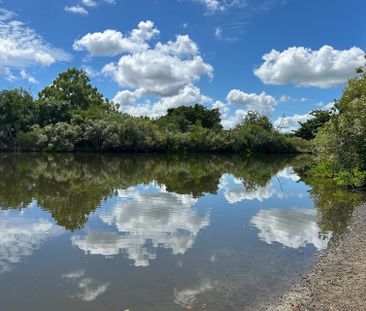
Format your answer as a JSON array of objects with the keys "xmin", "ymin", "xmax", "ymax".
[
  {"xmin": 310, "ymin": 55, "xmax": 366, "ymax": 188},
  {"xmin": 294, "ymin": 109, "xmax": 333, "ymax": 140},
  {"xmin": 0, "ymin": 68, "xmax": 308, "ymax": 153},
  {"xmin": 155, "ymin": 104, "xmax": 223, "ymax": 132}
]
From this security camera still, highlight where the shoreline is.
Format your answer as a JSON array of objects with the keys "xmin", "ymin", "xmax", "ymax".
[{"xmin": 263, "ymin": 204, "xmax": 366, "ymax": 311}]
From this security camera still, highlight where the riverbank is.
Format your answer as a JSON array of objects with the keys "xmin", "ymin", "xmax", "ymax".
[{"xmin": 264, "ymin": 204, "xmax": 366, "ymax": 311}]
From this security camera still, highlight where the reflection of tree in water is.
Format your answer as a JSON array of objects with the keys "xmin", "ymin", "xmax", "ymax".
[
  {"xmin": 295, "ymin": 165, "xmax": 366, "ymax": 237},
  {"xmin": 0, "ymin": 153, "xmax": 304, "ymax": 231}
]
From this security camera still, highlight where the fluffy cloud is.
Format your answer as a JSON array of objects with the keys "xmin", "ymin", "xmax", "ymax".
[
  {"xmin": 72, "ymin": 185, "xmax": 209, "ymax": 267},
  {"xmin": 220, "ymin": 108, "xmax": 247, "ymax": 129},
  {"xmin": 273, "ymin": 113, "xmax": 314, "ymax": 133},
  {"xmin": 113, "ymin": 84, "xmax": 210, "ymax": 118},
  {"xmin": 0, "ymin": 8, "xmax": 70, "ymax": 80},
  {"xmin": 219, "ymin": 88, "xmax": 279, "ymax": 129},
  {"xmin": 227, "ymin": 89, "xmax": 277, "ymax": 116},
  {"xmin": 251, "ymin": 208, "xmax": 332, "ymax": 250},
  {"xmin": 155, "ymin": 35, "xmax": 199, "ymax": 56},
  {"xmin": 73, "ymin": 21, "xmax": 159, "ymax": 56},
  {"xmin": 102, "ymin": 48, "xmax": 212, "ymax": 97},
  {"xmin": 254, "ymin": 45, "xmax": 365, "ymax": 88},
  {"xmin": 74, "ymin": 22, "xmax": 212, "ymax": 117}
]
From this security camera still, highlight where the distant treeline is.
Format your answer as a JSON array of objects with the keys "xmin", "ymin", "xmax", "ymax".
[{"xmin": 0, "ymin": 68, "xmax": 310, "ymax": 153}]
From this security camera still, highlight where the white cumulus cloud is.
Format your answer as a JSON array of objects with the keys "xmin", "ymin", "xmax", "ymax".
[
  {"xmin": 273, "ymin": 113, "xmax": 314, "ymax": 133},
  {"xmin": 254, "ymin": 45, "xmax": 365, "ymax": 88},
  {"xmin": 102, "ymin": 48, "xmax": 212, "ymax": 97},
  {"xmin": 73, "ymin": 21, "xmax": 159, "ymax": 56},
  {"xmin": 227, "ymin": 89, "xmax": 277, "ymax": 116},
  {"xmin": 74, "ymin": 21, "xmax": 213, "ymax": 117},
  {"xmin": 113, "ymin": 84, "xmax": 210, "ymax": 118}
]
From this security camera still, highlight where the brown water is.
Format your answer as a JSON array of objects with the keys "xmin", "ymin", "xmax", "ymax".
[{"xmin": 0, "ymin": 153, "xmax": 360, "ymax": 311}]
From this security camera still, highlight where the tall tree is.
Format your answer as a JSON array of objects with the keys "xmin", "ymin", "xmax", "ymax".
[
  {"xmin": 38, "ymin": 68, "xmax": 111, "ymax": 118},
  {"xmin": 0, "ymin": 88, "xmax": 36, "ymax": 145}
]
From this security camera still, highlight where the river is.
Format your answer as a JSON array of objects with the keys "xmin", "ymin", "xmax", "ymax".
[{"xmin": 0, "ymin": 153, "xmax": 363, "ymax": 311}]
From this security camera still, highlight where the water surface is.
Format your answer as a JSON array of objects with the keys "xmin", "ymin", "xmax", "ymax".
[{"xmin": 0, "ymin": 153, "xmax": 361, "ymax": 311}]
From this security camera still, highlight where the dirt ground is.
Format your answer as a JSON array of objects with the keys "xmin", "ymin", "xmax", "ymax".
[{"xmin": 263, "ymin": 205, "xmax": 366, "ymax": 311}]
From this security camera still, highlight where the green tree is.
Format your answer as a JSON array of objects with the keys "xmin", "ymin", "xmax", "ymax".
[
  {"xmin": 294, "ymin": 109, "xmax": 332, "ymax": 140},
  {"xmin": 312, "ymin": 54, "xmax": 366, "ymax": 187},
  {"xmin": 38, "ymin": 68, "xmax": 111, "ymax": 119},
  {"xmin": 36, "ymin": 100, "xmax": 73, "ymax": 126},
  {"xmin": 0, "ymin": 88, "xmax": 36, "ymax": 147},
  {"xmin": 156, "ymin": 104, "xmax": 223, "ymax": 132}
]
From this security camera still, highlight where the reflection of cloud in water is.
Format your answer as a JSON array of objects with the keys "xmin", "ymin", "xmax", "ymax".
[
  {"xmin": 0, "ymin": 213, "xmax": 61, "ymax": 273},
  {"xmin": 72, "ymin": 187, "xmax": 209, "ymax": 267},
  {"xmin": 62, "ymin": 270, "xmax": 109, "ymax": 302},
  {"xmin": 277, "ymin": 167, "xmax": 300, "ymax": 182},
  {"xmin": 72, "ymin": 231, "xmax": 158, "ymax": 267},
  {"xmin": 251, "ymin": 208, "xmax": 332, "ymax": 250},
  {"xmin": 219, "ymin": 175, "xmax": 274, "ymax": 203},
  {"xmin": 174, "ymin": 280, "xmax": 213, "ymax": 308}
]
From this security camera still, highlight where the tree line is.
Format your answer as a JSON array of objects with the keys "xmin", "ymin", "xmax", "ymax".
[
  {"xmin": 0, "ymin": 68, "xmax": 309, "ymax": 154},
  {"xmin": 1, "ymin": 61, "xmax": 365, "ymax": 188}
]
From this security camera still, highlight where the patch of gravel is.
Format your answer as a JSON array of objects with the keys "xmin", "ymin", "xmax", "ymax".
[{"xmin": 263, "ymin": 205, "xmax": 366, "ymax": 311}]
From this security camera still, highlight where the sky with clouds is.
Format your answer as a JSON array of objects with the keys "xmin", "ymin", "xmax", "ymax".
[{"xmin": 1, "ymin": 0, "xmax": 365, "ymax": 132}]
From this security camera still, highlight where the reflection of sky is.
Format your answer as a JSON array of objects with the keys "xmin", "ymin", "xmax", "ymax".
[
  {"xmin": 218, "ymin": 168, "xmax": 304, "ymax": 204},
  {"xmin": 174, "ymin": 280, "xmax": 213, "ymax": 308},
  {"xmin": 219, "ymin": 174, "xmax": 275, "ymax": 203},
  {"xmin": 62, "ymin": 270, "xmax": 109, "ymax": 302},
  {"xmin": 251, "ymin": 208, "xmax": 332, "ymax": 250},
  {"xmin": 72, "ymin": 185, "xmax": 210, "ymax": 267},
  {"xmin": 277, "ymin": 167, "xmax": 301, "ymax": 182},
  {"xmin": 0, "ymin": 206, "xmax": 62, "ymax": 273}
]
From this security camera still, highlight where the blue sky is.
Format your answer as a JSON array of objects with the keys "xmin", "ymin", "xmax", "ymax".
[{"xmin": 1, "ymin": 0, "xmax": 365, "ymax": 131}]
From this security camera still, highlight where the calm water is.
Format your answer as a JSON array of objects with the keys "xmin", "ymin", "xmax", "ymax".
[{"xmin": 0, "ymin": 153, "xmax": 362, "ymax": 311}]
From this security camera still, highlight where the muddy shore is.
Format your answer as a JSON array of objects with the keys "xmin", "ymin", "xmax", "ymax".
[{"xmin": 263, "ymin": 204, "xmax": 366, "ymax": 311}]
